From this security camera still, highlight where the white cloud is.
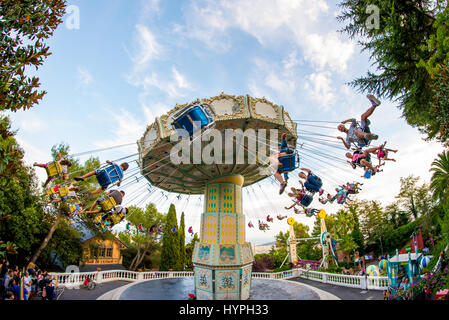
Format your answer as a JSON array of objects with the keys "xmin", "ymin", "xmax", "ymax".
[
  {"xmin": 94, "ymin": 108, "xmax": 144, "ymax": 154},
  {"xmin": 77, "ymin": 66, "xmax": 93, "ymax": 87},
  {"xmin": 184, "ymin": 0, "xmax": 354, "ymax": 71},
  {"xmin": 132, "ymin": 24, "xmax": 162, "ymax": 68},
  {"xmin": 304, "ymin": 71, "xmax": 335, "ymax": 109}
]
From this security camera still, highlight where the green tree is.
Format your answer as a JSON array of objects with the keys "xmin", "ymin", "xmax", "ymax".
[
  {"xmin": 118, "ymin": 204, "xmax": 164, "ymax": 271},
  {"xmin": 337, "ymin": 0, "xmax": 449, "ymax": 144},
  {"xmin": 178, "ymin": 212, "xmax": 186, "ymax": 270},
  {"xmin": 160, "ymin": 204, "xmax": 179, "ymax": 271},
  {"xmin": 430, "ymin": 150, "xmax": 449, "ymax": 205},
  {"xmin": 185, "ymin": 232, "xmax": 199, "ymax": 270},
  {"xmin": 29, "ymin": 143, "xmax": 103, "ymax": 265},
  {"xmin": 0, "ymin": 115, "xmax": 24, "ymax": 186},
  {"xmin": 0, "ymin": 0, "xmax": 67, "ymax": 112},
  {"xmin": 396, "ymin": 176, "xmax": 434, "ymax": 220}
]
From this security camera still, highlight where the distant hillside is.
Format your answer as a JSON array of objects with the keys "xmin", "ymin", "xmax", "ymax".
[{"xmin": 258, "ymin": 241, "xmax": 275, "ymax": 247}]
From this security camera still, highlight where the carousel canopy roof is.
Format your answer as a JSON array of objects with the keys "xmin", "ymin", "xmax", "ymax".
[{"xmin": 138, "ymin": 93, "xmax": 298, "ymax": 194}]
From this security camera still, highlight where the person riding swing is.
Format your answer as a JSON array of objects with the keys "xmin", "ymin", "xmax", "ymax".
[
  {"xmin": 74, "ymin": 161, "xmax": 129, "ymax": 195},
  {"xmin": 337, "ymin": 94, "xmax": 381, "ymax": 149}
]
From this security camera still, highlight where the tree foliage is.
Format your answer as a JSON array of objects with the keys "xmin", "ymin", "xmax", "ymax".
[
  {"xmin": 118, "ymin": 204, "xmax": 164, "ymax": 271},
  {"xmin": 337, "ymin": 0, "xmax": 449, "ymax": 144},
  {"xmin": 159, "ymin": 204, "xmax": 179, "ymax": 271},
  {"xmin": 0, "ymin": 0, "xmax": 67, "ymax": 112}
]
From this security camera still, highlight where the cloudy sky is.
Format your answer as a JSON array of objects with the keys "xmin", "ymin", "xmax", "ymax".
[{"xmin": 6, "ymin": 0, "xmax": 445, "ymax": 245}]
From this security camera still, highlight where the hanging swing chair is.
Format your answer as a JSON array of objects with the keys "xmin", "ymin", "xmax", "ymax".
[
  {"xmin": 278, "ymin": 149, "xmax": 300, "ymax": 173},
  {"xmin": 171, "ymin": 102, "xmax": 215, "ymax": 139}
]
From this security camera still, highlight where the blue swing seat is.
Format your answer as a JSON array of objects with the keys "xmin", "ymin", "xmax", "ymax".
[
  {"xmin": 278, "ymin": 149, "xmax": 300, "ymax": 173},
  {"xmin": 172, "ymin": 103, "xmax": 215, "ymax": 138},
  {"xmin": 96, "ymin": 163, "xmax": 124, "ymax": 190}
]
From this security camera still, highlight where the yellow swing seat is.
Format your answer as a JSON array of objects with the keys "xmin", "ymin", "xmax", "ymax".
[
  {"xmin": 58, "ymin": 185, "xmax": 70, "ymax": 197},
  {"xmin": 109, "ymin": 212, "xmax": 125, "ymax": 225},
  {"xmin": 99, "ymin": 196, "xmax": 117, "ymax": 212},
  {"xmin": 46, "ymin": 161, "xmax": 63, "ymax": 177},
  {"xmin": 46, "ymin": 187, "xmax": 59, "ymax": 197}
]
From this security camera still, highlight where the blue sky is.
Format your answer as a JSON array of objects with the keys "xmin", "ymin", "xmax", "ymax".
[{"xmin": 6, "ymin": 0, "xmax": 445, "ymax": 245}]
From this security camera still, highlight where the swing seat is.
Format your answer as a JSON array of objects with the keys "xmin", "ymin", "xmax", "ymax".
[
  {"xmin": 47, "ymin": 187, "xmax": 58, "ymax": 197},
  {"xmin": 96, "ymin": 164, "xmax": 124, "ymax": 189},
  {"xmin": 109, "ymin": 212, "xmax": 125, "ymax": 225},
  {"xmin": 93, "ymin": 215, "xmax": 103, "ymax": 225},
  {"xmin": 69, "ymin": 204, "xmax": 80, "ymax": 214},
  {"xmin": 58, "ymin": 186, "xmax": 70, "ymax": 197},
  {"xmin": 99, "ymin": 196, "xmax": 117, "ymax": 212},
  {"xmin": 46, "ymin": 161, "xmax": 62, "ymax": 177},
  {"xmin": 278, "ymin": 150, "xmax": 300, "ymax": 173},
  {"xmin": 171, "ymin": 103, "xmax": 215, "ymax": 138},
  {"xmin": 300, "ymin": 194, "xmax": 313, "ymax": 207}
]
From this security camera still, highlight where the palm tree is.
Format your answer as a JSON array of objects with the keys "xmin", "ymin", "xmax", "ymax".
[{"xmin": 430, "ymin": 150, "xmax": 449, "ymax": 205}]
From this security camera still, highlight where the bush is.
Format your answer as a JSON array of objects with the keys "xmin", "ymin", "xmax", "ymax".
[{"xmin": 252, "ymin": 255, "xmax": 274, "ymax": 272}]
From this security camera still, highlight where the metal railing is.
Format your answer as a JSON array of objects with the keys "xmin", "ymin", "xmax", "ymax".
[{"xmin": 50, "ymin": 268, "xmax": 387, "ymax": 290}]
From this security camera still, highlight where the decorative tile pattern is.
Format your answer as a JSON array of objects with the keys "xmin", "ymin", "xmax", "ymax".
[
  {"xmin": 217, "ymin": 271, "xmax": 237, "ymax": 291},
  {"xmin": 220, "ymin": 216, "xmax": 236, "ymax": 244},
  {"xmin": 207, "ymin": 185, "xmax": 218, "ymax": 213},
  {"xmin": 240, "ymin": 243, "xmax": 254, "ymax": 264},
  {"xmin": 235, "ymin": 185, "xmax": 242, "ymax": 213},
  {"xmin": 197, "ymin": 244, "xmax": 211, "ymax": 263},
  {"xmin": 238, "ymin": 216, "xmax": 245, "ymax": 244},
  {"xmin": 219, "ymin": 245, "xmax": 236, "ymax": 264},
  {"xmin": 196, "ymin": 268, "xmax": 211, "ymax": 290},
  {"xmin": 203, "ymin": 216, "xmax": 217, "ymax": 244},
  {"xmin": 221, "ymin": 184, "xmax": 234, "ymax": 213}
]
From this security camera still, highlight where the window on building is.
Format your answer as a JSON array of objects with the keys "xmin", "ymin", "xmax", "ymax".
[
  {"xmin": 99, "ymin": 247, "xmax": 106, "ymax": 257},
  {"xmin": 106, "ymin": 248, "xmax": 113, "ymax": 257}
]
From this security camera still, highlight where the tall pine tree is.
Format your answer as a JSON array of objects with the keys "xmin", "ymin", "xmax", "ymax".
[
  {"xmin": 179, "ymin": 212, "xmax": 186, "ymax": 271},
  {"xmin": 160, "ymin": 204, "xmax": 179, "ymax": 271}
]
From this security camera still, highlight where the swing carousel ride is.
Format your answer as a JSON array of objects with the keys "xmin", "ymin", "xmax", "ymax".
[{"xmin": 38, "ymin": 90, "xmax": 393, "ymax": 300}]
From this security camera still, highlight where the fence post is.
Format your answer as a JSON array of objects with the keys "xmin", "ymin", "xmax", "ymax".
[
  {"xmin": 322, "ymin": 273, "xmax": 327, "ymax": 284},
  {"xmin": 360, "ymin": 275, "xmax": 367, "ymax": 290},
  {"xmin": 137, "ymin": 272, "xmax": 143, "ymax": 281},
  {"xmin": 97, "ymin": 271, "xmax": 103, "ymax": 284}
]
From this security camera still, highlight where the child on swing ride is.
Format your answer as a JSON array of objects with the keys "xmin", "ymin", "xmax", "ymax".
[
  {"xmin": 248, "ymin": 221, "xmax": 254, "ymax": 228},
  {"xmin": 375, "ymin": 141, "xmax": 398, "ymax": 166},
  {"xmin": 345, "ymin": 147, "xmax": 382, "ymax": 176},
  {"xmin": 273, "ymin": 133, "xmax": 291, "ymax": 195},
  {"xmin": 298, "ymin": 168, "xmax": 324, "ymax": 195},
  {"xmin": 74, "ymin": 161, "xmax": 129, "ymax": 195},
  {"xmin": 266, "ymin": 215, "xmax": 274, "ymax": 223},
  {"xmin": 258, "ymin": 220, "xmax": 269, "ymax": 231},
  {"xmin": 34, "ymin": 153, "xmax": 72, "ymax": 187},
  {"xmin": 285, "ymin": 186, "xmax": 314, "ymax": 211},
  {"xmin": 277, "ymin": 215, "xmax": 287, "ymax": 220},
  {"xmin": 294, "ymin": 207, "xmax": 319, "ymax": 217},
  {"xmin": 47, "ymin": 182, "xmax": 81, "ymax": 204},
  {"xmin": 337, "ymin": 94, "xmax": 381, "ymax": 149},
  {"xmin": 86, "ymin": 189, "xmax": 125, "ymax": 214},
  {"xmin": 345, "ymin": 181, "xmax": 363, "ymax": 194},
  {"xmin": 319, "ymin": 193, "xmax": 336, "ymax": 205}
]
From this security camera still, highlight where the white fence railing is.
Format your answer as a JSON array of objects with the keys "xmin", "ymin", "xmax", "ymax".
[{"xmin": 50, "ymin": 268, "xmax": 387, "ymax": 290}]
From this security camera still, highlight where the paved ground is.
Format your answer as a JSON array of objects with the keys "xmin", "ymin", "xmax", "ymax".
[
  {"xmin": 288, "ymin": 277, "xmax": 384, "ymax": 300},
  {"xmin": 118, "ymin": 278, "xmax": 324, "ymax": 300},
  {"xmin": 56, "ymin": 278, "xmax": 382, "ymax": 300},
  {"xmin": 58, "ymin": 281, "xmax": 131, "ymax": 300}
]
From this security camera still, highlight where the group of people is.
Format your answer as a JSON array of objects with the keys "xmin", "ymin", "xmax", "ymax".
[
  {"xmin": 35, "ymin": 154, "xmax": 131, "ymax": 232},
  {"xmin": 1, "ymin": 260, "xmax": 58, "ymax": 300},
  {"xmin": 263, "ymin": 95, "xmax": 398, "ymax": 227},
  {"xmin": 337, "ymin": 95, "xmax": 397, "ymax": 179}
]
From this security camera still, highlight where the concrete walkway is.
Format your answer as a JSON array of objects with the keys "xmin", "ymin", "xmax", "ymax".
[
  {"xmin": 58, "ymin": 278, "xmax": 382, "ymax": 300},
  {"xmin": 59, "ymin": 281, "xmax": 131, "ymax": 300},
  {"xmin": 288, "ymin": 277, "xmax": 384, "ymax": 300}
]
